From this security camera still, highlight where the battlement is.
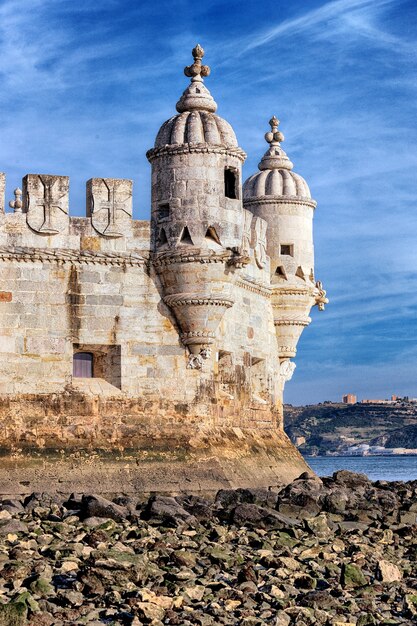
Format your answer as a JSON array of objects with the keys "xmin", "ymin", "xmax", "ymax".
[{"xmin": 0, "ymin": 172, "xmax": 150, "ymax": 248}]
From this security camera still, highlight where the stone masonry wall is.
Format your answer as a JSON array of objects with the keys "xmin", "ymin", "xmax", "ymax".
[{"xmin": 0, "ymin": 173, "xmax": 285, "ymax": 455}]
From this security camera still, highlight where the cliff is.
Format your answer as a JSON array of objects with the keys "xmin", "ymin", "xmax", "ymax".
[{"xmin": 284, "ymin": 402, "xmax": 417, "ymax": 455}]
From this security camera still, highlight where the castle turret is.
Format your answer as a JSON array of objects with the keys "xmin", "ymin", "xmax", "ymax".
[
  {"xmin": 243, "ymin": 117, "xmax": 328, "ymax": 364},
  {"xmin": 147, "ymin": 45, "xmax": 247, "ymax": 365}
]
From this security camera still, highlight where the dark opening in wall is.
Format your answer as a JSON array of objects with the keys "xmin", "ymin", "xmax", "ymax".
[
  {"xmin": 296, "ymin": 266, "xmax": 306, "ymax": 280},
  {"xmin": 224, "ymin": 168, "xmax": 238, "ymax": 199},
  {"xmin": 280, "ymin": 244, "xmax": 294, "ymax": 256},
  {"xmin": 180, "ymin": 226, "xmax": 193, "ymax": 245},
  {"xmin": 275, "ymin": 265, "xmax": 287, "ymax": 278},
  {"xmin": 205, "ymin": 226, "xmax": 221, "ymax": 245},
  {"xmin": 158, "ymin": 204, "xmax": 170, "ymax": 220},
  {"xmin": 159, "ymin": 228, "xmax": 168, "ymax": 246},
  {"xmin": 73, "ymin": 344, "xmax": 122, "ymax": 389}
]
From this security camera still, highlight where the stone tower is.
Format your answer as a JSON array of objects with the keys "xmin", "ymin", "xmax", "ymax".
[
  {"xmin": 243, "ymin": 116, "xmax": 328, "ymax": 367},
  {"xmin": 0, "ymin": 46, "xmax": 327, "ymax": 495},
  {"xmin": 147, "ymin": 45, "xmax": 247, "ymax": 363}
]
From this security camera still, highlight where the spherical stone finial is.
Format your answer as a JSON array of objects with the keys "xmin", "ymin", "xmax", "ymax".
[
  {"xmin": 184, "ymin": 44, "xmax": 211, "ymax": 81},
  {"xmin": 265, "ymin": 115, "xmax": 284, "ymax": 145},
  {"xmin": 258, "ymin": 116, "xmax": 293, "ymax": 171},
  {"xmin": 176, "ymin": 44, "xmax": 217, "ymax": 113},
  {"xmin": 9, "ymin": 187, "xmax": 23, "ymax": 213}
]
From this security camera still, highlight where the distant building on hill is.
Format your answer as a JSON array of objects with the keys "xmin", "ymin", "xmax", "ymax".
[{"xmin": 343, "ymin": 394, "xmax": 357, "ymax": 404}]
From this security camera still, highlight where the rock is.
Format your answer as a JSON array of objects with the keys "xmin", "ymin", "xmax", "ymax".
[
  {"xmin": 300, "ymin": 590, "xmax": 340, "ymax": 609},
  {"xmin": 332, "ymin": 470, "xmax": 370, "ymax": 489},
  {"xmin": 29, "ymin": 577, "xmax": 54, "ymax": 597},
  {"xmin": 305, "ymin": 513, "xmax": 332, "ymax": 537},
  {"xmin": 137, "ymin": 601, "xmax": 165, "ymax": 622},
  {"xmin": 81, "ymin": 495, "xmax": 128, "ymax": 522},
  {"xmin": 0, "ymin": 520, "xmax": 28, "ymax": 535},
  {"xmin": 341, "ymin": 563, "xmax": 367, "ymax": 588},
  {"xmin": 232, "ymin": 503, "xmax": 264, "ymax": 525},
  {"xmin": 376, "ymin": 560, "xmax": 402, "ymax": 583},
  {"xmin": 142, "ymin": 495, "xmax": 194, "ymax": 524},
  {"xmin": 274, "ymin": 610, "xmax": 291, "ymax": 626},
  {"xmin": 293, "ymin": 574, "xmax": 317, "ymax": 589},
  {"xmin": 0, "ymin": 601, "xmax": 27, "ymax": 626}
]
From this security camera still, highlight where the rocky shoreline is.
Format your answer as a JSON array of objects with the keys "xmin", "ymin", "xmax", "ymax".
[{"xmin": 1, "ymin": 471, "xmax": 417, "ymax": 625}]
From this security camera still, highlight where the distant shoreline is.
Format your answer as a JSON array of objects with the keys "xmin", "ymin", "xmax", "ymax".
[{"xmin": 305, "ymin": 453, "xmax": 417, "ymax": 459}]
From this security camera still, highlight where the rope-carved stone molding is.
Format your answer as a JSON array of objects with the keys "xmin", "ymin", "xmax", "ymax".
[
  {"xmin": 235, "ymin": 278, "xmax": 272, "ymax": 298},
  {"xmin": 243, "ymin": 196, "xmax": 317, "ymax": 209},
  {"xmin": 272, "ymin": 287, "xmax": 315, "ymax": 296},
  {"xmin": 147, "ymin": 144, "xmax": 246, "ymax": 163},
  {"xmin": 279, "ymin": 346, "xmax": 298, "ymax": 355},
  {"xmin": 153, "ymin": 249, "xmax": 233, "ymax": 267},
  {"xmin": 0, "ymin": 246, "xmax": 146, "ymax": 268},
  {"xmin": 274, "ymin": 318, "xmax": 311, "ymax": 327},
  {"xmin": 180, "ymin": 330, "xmax": 215, "ymax": 340},
  {"xmin": 164, "ymin": 295, "xmax": 234, "ymax": 308}
]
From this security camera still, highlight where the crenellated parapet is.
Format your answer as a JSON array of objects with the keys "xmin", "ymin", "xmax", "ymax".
[{"xmin": 0, "ymin": 173, "xmax": 141, "ymax": 247}]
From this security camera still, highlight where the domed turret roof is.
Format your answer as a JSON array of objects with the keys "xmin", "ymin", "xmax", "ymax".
[
  {"xmin": 155, "ymin": 111, "xmax": 238, "ymax": 148},
  {"xmin": 243, "ymin": 117, "xmax": 312, "ymax": 201},
  {"xmin": 152, "ymin": 45, "xmax": 239, "ymax": 150}
]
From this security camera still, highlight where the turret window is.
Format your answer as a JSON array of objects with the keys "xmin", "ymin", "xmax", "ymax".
[
  {"xmin": 280, "ymin": 244, "xmax": 294, "ymax": 256},
  {"xmin": 158, "ymin": 203, "xmax": 170, "ymax": 220},
  {"xmin": 224, "ymin": 168, "xmax": 238, "ymax": 199}
]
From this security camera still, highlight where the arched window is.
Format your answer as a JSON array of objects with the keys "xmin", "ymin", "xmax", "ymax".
[{"xmin": 73, "ymin": 352, "xmax": 94, "ymax": 378}]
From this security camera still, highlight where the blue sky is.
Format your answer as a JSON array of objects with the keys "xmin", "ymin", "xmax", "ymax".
[{"xmin": 0, "ymin": 0, "xmax": 416, "ymax": 404}]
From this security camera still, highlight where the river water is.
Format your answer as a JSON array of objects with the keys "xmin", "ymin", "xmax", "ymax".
[{"xmin": 305, "ymin": 455, "xmax": 417, "ymax": 482}]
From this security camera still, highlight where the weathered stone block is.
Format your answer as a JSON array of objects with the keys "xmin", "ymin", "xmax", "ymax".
[
  {"xmin": 23, "ymin": 174, "xmax": 69, "ymax": 235},
  {"xmin": 87, "ymin": 178, "xmax": 132, "ymax": 238}
]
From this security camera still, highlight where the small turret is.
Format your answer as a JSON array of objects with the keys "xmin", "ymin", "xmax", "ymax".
[
  {"xmin": 147, "ymin": 46, "xmax": 247, "ymax": 366},
  {"xmin": 243, "ymin": 117, "xmax": 328, "ymax": 364}
]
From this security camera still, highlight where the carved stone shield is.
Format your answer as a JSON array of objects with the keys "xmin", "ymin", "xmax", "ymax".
[
  {"xmin": 87, "ymin": 178, "xmax": 132, "ymax": 238},
  {"xmin": 23, "ymin": 174, "xmax": 69, "ymax": 235},
  {"xmin": 253, "ymin": 216, "xmax": 267, "ymax": 269}
]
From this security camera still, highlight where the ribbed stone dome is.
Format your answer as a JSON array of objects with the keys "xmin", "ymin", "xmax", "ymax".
[
  {"xmin": 243, "ymin": 116, "xmax": 313, "ymax": 201},
  {"xmin": 243, "ymin": 169, "xmax": 311, "ymax": 199},
  {"xmin": 155, "ymin": 111, "xmax": 238, "ymax": 149}
]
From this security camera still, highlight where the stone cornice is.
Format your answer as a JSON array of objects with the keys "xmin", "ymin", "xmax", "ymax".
[
  {"xmin": 235, "ymin": 278, "xmax": 272, "ymax": 298},
  {"xmin": 271, "ymin": 285, "xmax": 315, "ymax": 296},
  {"xmin": 147, "ymin": 143, "xmax": 246, "ymax": 163},
  {"xmin": 164, "ymin": 294, "xmax": 234, "ymax": 308},
  {"xmin": 274, "ymin": 318, "xmax": 311, "ymax": 327},
  {"xmin": 243, "ymin": 196, "xmax": 317, "ymax": 209},
  {"xmin": 153, "ymin": 248, "xmax": 233, "ymax": 267},
  {"xmin": 0, "ymin": 246, "xmax": 147, "ymax": 267}
]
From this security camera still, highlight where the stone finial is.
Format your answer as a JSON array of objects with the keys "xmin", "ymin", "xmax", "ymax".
[
  {"xmin": 184, "ymin": 44, "xmax": 211, "ymax": 82},
  {"xmin": 258, "ymin": 115, "xmax": 293, "ymax": 172},
  {"xmin": 314, "ymin": 280, "xmax": 329, "ymax": 311},
  {"xmin": 9, "ymin": 188, "xmax": 23, "ymax": 213},
  {"xmin": 176, "ymin": 45, "xmax": 217, "ymax": 113},
  {"xmin": 265, "ymin": 116, "xmax": 285, "ymax": 145}
]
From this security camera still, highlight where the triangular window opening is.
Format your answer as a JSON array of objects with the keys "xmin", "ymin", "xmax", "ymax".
[
  {"xmin": 296, "ymin": 266, "xmax": 306, "ymax": 280},
  {"xmin": 159, "ymin": 228, "xmax": 168, "ymax": 246},
  {"xmin": 275, "ymin": 265, "xmax": 287, "ymax": 278},
  {"xmin": 205, "ymin": 226, "xmax": 221, "ymax": 245},
  {"xmin": 180, "ymin": 226, "xmax": 193, "ymax": 245}
]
